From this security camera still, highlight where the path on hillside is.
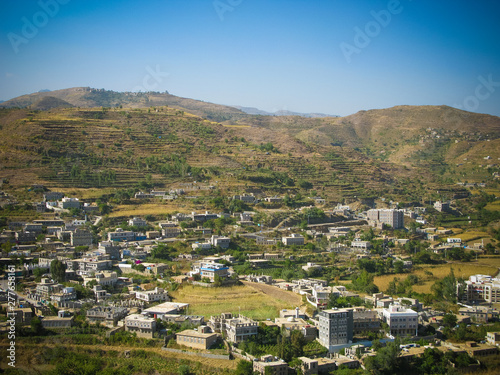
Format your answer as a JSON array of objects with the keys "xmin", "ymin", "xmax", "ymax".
[{"xmin": 241, "ymin": 280, "xmax": 303, "ymax": 308}]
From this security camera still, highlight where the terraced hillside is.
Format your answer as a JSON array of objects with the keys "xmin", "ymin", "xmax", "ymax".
[{"xmin": 1, "ymin": 88, "xmax": 499, "ymax": 204}]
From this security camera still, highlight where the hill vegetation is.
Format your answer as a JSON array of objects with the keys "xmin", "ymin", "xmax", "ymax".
[{"xmin": 0, "ymin": 88, "xmax": 499, "ymax": 205}]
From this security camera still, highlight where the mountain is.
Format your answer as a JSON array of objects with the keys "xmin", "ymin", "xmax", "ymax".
[
  {"xmin": 0, "ymin": 87, "xmax": 248, "ymax": 123},
  {"xmin": 233, "ymin": 105, "xmax": 337, "ymax": 118},
  {"xmin": 30, "ymin": 96, "xmax": 74, "ymax": 111},
  {"xmin": 0, "ymin": 88, "xmax": 498, "ymax": 203}
]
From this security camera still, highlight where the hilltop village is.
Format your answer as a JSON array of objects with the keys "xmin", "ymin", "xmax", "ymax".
[{"xmin": 1, "ymin": 181, "xmax": 500, "ymax": 374}]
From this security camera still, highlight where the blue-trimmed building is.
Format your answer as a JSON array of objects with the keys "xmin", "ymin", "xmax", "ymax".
[{"xmin": 200, "ymin": 262, "xmax": 229, "ymax": 282}]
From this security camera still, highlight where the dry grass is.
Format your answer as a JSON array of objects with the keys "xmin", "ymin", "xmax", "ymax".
[
  {"xmin": 373, "ymin": 260, "xmax": 500, "ymax": 294},
  {"xmin": 170, "ymin": 284, "xmax": 297, "ymax": 320},
  {"xmin": 107, "ymin": 203, "xmax": 181, "ymax": 218}
]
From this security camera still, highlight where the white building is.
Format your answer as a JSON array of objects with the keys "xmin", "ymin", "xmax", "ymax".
[
  {"xmin": 135, "ymin": 287, "xmax": 170, "ymax": 303},
  {"xmin": 382, "ymin": 304, "xmax": 418, "ymax": 336},
  {"xmin": 128, "ymin": 217, "xmax": 147, "ymax": 227},
  {"xmin": 282, "ymin": 234, "xmax": 305, "ymax": 246},
  {"xmin": 210, "ymin": 235, "xmax": 230, "ymax": 249}
]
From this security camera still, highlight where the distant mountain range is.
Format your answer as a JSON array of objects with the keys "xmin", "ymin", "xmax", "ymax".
[{"xmin": 232, "ymin": 106, "xmax": 338, "ymax": 118}]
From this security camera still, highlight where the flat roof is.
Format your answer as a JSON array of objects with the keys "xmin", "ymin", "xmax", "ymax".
[
  {"xmin": 142, "ymin": 302, "xmax": 189, "ymax": 314},
  {"xmin": 177, "ymin": 329, "xmax": 216, "ymax": 338}
]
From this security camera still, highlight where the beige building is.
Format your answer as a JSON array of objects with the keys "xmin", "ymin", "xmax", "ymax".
[
  {"xmin": 253, "ymin": 355, "xmax": 288, "ymax": 375},
  {"xmin": 176, "ymin": 328, "xmax": 218, "ymax": 350},
  {"xmin": 125, "ymin": 314, "xmax": 157, "ymax": 338}
]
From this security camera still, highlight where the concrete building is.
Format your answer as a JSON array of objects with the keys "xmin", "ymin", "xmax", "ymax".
[
  {"xmin": 462, "ymin": 275, "xmax": 500, "ymax": 303},
  {"xmin": 128, "ymin": 217, "xmax": 147, "ymax": 227},
  {"xmin": 208, "ymin": 313, "xmax": 258, "ymax": 343},
  {"xmin": 59, "ymin": 197, "xmax": 81, "ymax": 209},
  {"xmin": 86, "ymin": 306, "xmax": 128, "ymax": 325},
  {"xmin": 282, "ymin": 233, "xmax": 305, "ymax": 246},
  {"xmin": 41, "ymin": 315, "xmax": 74, "ymax": 329},
  {"xmin": 162, "ymin": 226, "xmax": 181, "ymax": 238},
  {"xmin": 176, "ymin": 328, "xmax": 218, "ymax": 350},
  {"xmin": 125, "ymin": 314, "xmax": 157, "ymax": 338},
  {"xmin": 70, "ymin": 228, "xmax": 93, "ymax": 247},
  {"xmin": 210, "ymin": 235, "xmax": 230, "ymax": 249},
  {"xmin": 367, "ymin": 209, "xmax": 404, "ymax": 229},
  {"xmin": 434, "ymin": 201, "xmax": 450, "ymax": 212},
  {"xmin": 318, "ymin": 308, "xmax": 354, "ymax": 351},
  {"xmin": 108, "ymin": 228, "xmax": 135, "ymax": 242},
  {"xmin": 253, "ymin": 355, "xmax": 288, "ymax": 375},
  {"xmin": 135, "ymin": 287, "xmax": 170, "ymax": 303},
  {"xmin": 486, "ymin": 331, "xmax": 500, "ymax": 346},
  {"xmin": 382, "ymin": 304, "xmax": 418, "ymax": 336},
  {"xmin": 352, "ymin": 307, "xmax": 381, "ymax": 335},
  {"xmin": 199, "ymin": 262, "xmax": 229, "ymax": 282}
]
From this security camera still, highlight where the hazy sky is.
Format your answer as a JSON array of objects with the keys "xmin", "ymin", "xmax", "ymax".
[{"xmin": 1, "ymin": 0, "xmax": 500, "ymax": 117}]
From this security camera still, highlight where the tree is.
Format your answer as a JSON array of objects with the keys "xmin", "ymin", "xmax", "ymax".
[
  {"xmin": 443, "ymin": 313, "xmax": 457, "ymax": 329},
  {"xmin": 50, "ymin": 259, "xmax": 66, "ymax": 283},
  {"xmin": 235, "ymin": 360, "xmax": 253, "ymax": 375}
]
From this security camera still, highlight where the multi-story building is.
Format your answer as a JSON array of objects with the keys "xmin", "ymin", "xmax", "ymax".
[
  {"xmin": 135, "ymin": 287, "xmax": 170, "ymax": 303},
  {"xmin": 108, "ymin": 228, "xmax": 135, "ymax": 242},
  {"xmin": 210, "ymin": 235, "xmax": 230, "ymax": 249},
  {"xmin": 352, "ymin": 307, "xmax": 381, "ymax": 335},
  {"xmin": 191, "ymin": 211, "xmax": 219, "ymax": 222},
  {"xmin": 83, "ymin": 271, "xmax": 118, "ymax": 287},
  {"xmin": 59, "ymin": 197, "xmax": 81, "ymax": 209},
  {"xmin": 253, "ymin": 355, "xmax": 288, "ymax": 375},
  {"xmin": 382, "ymin": 304, "xmax": 418, "ymax": 336},
  {"xmin": 70, "ymin": 228, "xmax": 93, "ymax": 247},
  {"xmin": 367, "ymin": 209, "xmax": 404, "ymax": 229},
  {"xmin": 434, "ymin": 201, "xmax": 450, "ymax": 212},
  {"xmin": 208, "ymin": 313, "xmax": 258, "ymax": 343},
  {"xmin": 125, "ymin": 314, "xmax": 157, "ymax": 338},
  {"xmin": 199, "ymin": 262, "xmax": 229, "ymax": 282},
  {"xmin": 50, "ymin": 287, "xmax": 77, "ymax": 307},
  {"xmin": 282, "ymin": 234, "xmax": 305, "ymax": 246},
  {"xmin": 318, "ymin": 308, "xmax": 354, "ymax": 351},
  {"xmin": 128, "ymin": 217, "xmax": 147, "ymax": 227},
  {"xmin": 35, "ymin": 278, "xmax": 63, "ymax": 299},
  {"xmin": 461, "ymin": 275, "xmax": 500, "ymax": 303},
  {"xmin": 86, "ymin": 306, "xmax": 128, "ymax": 325}
]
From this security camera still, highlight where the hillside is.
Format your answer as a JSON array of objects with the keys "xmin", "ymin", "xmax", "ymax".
[
  {"xmin": 0, "ymin": 88, "xmax": 499, "ymax": 204},
  {"xmin": 0, "ymin": 87, "xmax": 248, "ymax": 123}
]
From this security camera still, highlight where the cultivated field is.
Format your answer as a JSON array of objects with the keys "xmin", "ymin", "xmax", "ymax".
[
  {"xmin": 373, "ymin": 258, "xmax": 500, "ymax": 294},
  {"xmin": 169, "ymin": 283, "xmax": 300, "ymax": 320}
]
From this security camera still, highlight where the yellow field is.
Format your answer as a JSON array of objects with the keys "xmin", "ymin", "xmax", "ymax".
[
  {"xmin": 373, "ymin": 260, "xmax": 500, "ymax": 294},
  {"xmin": 486, "ymin": 200, "xmax": 500, "ymax": 212},
  {"xmin": 454, "ymin": 230, "xmax": 491, "ymax": 243},
  {"xmin": 107, "ymin": 203, "xmax": 181, "ymax": 218},
  {"xmin": 169, "ymin": 284, "xmax": 297, "ymax": 320}
]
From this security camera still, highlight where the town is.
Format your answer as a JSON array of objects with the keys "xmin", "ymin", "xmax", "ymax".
[{"xmin": 1, "ymin": 183, "xmax": 500, "ymax": 375}]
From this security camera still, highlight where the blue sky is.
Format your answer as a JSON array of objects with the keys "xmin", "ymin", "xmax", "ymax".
[{"xmin": 1, "ymin": 0, "xmax": 500, "ymax": 117}]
